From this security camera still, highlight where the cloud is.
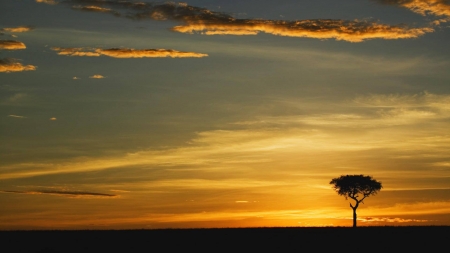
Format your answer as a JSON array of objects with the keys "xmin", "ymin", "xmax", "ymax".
[
  {"xmin": 1, "ymin": 26, "xmax": 34, "ymax": 33},
  {"xmin": 432, "ymin": 162, "xmax": 450, "ymax": 167},
  {"xmin": 375, "ymin": 0, "xmax": 450, "ymax": 20},
  {"xmin": 97, "ymin": 48, "xmax": 208, "ymax": 58},
  {"xmin": 51, "ymin": 47, "xmax": 208, "ymax": 58},
  {"xmin": 3, "ymin": 93, "xmax": 28, "ymax": 104},
  {"xmin": 51, "ymin": 47, "xmax": 101, "ymax": 56},
  {"xmin": 366, "ymin": 201, "xmax": 450, "ymax": 216},
  {"xmin": 50, "ymin": 117, "xmax": 57, "ymax": 120},
  {"xmin": 72, "ymin": 5, "xmax": 120, "ymax": 16},
  {"xmin": 0, "ymin": 190, "xmax": 117, "ymax": 198},
  {"xmin": 0, "ymin": 58, "xmax": 37, "ymax": 73},
  {"xmin": 109, "ymin": 189, "xmax": 131, "ymax": 193},
  {"xmin": 257, "ymin": 91, "xmax": 450, "ymax": 129},
  {"xmin": 67, "ymin": 0, "xmax": 230, "ymax": 21},
  {"xmin": 238, "ymin": 92, "xmax": 450, "ymax": 129},
  {"xmin": 2, "ymin": 91, "xmax": 450, "ymax": 181},
  {"xmin": 135, "ymin": 179, "xmax": 287, "ymax": 190},
  {"xmin": 64, "ymin": 1, "xmax": 434, "ymax": 42},
  {"xmin": 359, "ymin": 217, "xmax": 429, "ymax": 223},
  {"xmin": 352, "ymin": 91, "xmax": 450, "ymax": 111},
  {"xmin": 90, "ymin": 74, "xmax": 105, "ymax": 78},
  {"xmin": 8, "ymin": 115, "xmax": 26, "ymax": 119},
  {"xmin": 36, "ymin": 0, "xmax": 58, "ymax": 4},
  {"xmin": 172, "ymin": 20, "xmax": 433, "ymax": 43},
  {"xmin": 0, "ymin": 40, "xmax": 26, "ymax": 50}
]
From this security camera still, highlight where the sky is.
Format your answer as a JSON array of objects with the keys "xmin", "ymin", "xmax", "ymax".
[{"xmin": 1, "ymin": 0, "xmax": 450, "ymax": 229}]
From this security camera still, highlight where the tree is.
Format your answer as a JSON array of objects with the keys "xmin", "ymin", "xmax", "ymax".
[{"xmin": 330, "ymin": 175, "xmax": 382, "ymax": 227}]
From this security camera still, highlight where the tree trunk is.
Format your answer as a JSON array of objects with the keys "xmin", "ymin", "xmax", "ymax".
[{"xmin": 352, "ymin": 207, "xmax": 357, "ymax": 228}]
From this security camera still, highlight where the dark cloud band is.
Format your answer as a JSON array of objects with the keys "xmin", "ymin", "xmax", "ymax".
[
  {"xmin": 65, "ymin": 0, "xmax": 434, "ymax": 42},
  {"xmin": 1, "ymin": 189, "xmax": 117, "ymax": 197}
]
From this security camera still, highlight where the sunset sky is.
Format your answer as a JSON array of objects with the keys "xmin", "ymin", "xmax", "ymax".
[{"xmin": 1, "ymin": 0, "xmax": 450, "ymax": 229}]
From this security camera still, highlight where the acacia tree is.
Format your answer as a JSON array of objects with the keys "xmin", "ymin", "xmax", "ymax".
[{"xmin": 330, "ymin": 175, "xmax": 382, "ymax": 227}]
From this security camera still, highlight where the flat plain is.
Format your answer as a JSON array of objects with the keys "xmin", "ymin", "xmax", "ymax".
[{"xmin": 2, "ymin": 226, "xmax": 449, "ymax": 252}]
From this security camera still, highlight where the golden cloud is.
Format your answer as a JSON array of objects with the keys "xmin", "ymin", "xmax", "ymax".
[
  {"xmin": 0, "ymin": 40, "xmax": 26, "ymax": 50},
  {"xmin": 172, "ymin": 20, "xmax": 433, "ymax": 42},
  {"xmin": 376, "ymin": 0, "xmax": 450, "ymax": 19},
  {"xmin": 0, "ymin": 58, "xmax": 36, "ymax": 73},
  {"xmin": 1, "ymin": 26, "xmax": 34, "ymax": 33},
  {"xmin": 359, "ymin": 217, "xmax": 429, "ymax": 223},
  {"xmin": 51, "ymin": 47, "xmax": 208, "ymax": 58},
  {"xmin": 365, "ymin": 201, "xmax": 450, "ymax": 216},
  {"xmin": 72, "ymin": 5, "xmax": 120, "ymax": 16},
  {"xmin": 36, "ymin": 0, "xmax": 58, "ymax": 4},
  {"xmin": 51, "ymin": 47, "xmax": 101, "ymax": 56},
  {"xmin": 96, "ymin": 48, "xmax": 208, "ymax": 58},
  {"xmin": 90, "ymin": 74, "xmax": 105, "ymax": 78}
]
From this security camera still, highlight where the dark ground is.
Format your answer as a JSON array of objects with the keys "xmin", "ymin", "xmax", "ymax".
[{"xmin": 1, "ymin": 226, "xmax": 449, "ymax": 252}]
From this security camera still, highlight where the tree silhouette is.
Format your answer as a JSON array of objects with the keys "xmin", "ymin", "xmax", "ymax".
[{"xmin": 330, "ymin": 175, "xmax": 382, "ymax": 227}]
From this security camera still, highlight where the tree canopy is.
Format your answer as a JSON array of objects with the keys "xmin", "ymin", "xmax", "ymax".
[{"xmin": 330, "ymin": 174, "xmax": 382, "ymax": 201}]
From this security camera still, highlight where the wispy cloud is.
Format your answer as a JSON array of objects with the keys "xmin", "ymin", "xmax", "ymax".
[
  {"xmin": 352, "ymin": 91, "xmax": 450, "ymax": 111},
  {"xmin": 65, "ymin": 0, "xmax": 434, "ymax": 42},
  {"xmin": 0, "ymin": 58, "xmax": 36, "ymax": 73},
  {"xmin": 8, "ymin": 114, "xmax": 26, "ymax": 119},
  {"xmin": 90, "ymin": 74, "xmax": 105, "ymax": 78},
  {"xmin": 238, "ymin": 92, "xmax": 450, "ymax": 129},
  {"xmin": 109, "ymin": 189, "xmax": 131, "ymax": 193},
  {"xmin": 0, "ymin": 40, "xmax": 26, "ymax": 50},
  {"xmin": 432, "ymin": 162, "xmax": 450, "ymax": 167},
  {"xmin": 3, "ymin": 93, "xmax": 28, "ymax": 104},
  {"xmin": 365, "ymin": 201, "xmax": 450, "ymax": 216},
  {"xmin": 51, "ymin": 47, "xmax": 208, "ymax": 58},
  {"xmin": 0, "ymin": 190, "xmax": 117, "ymax": 198},
  {"xmin": 1, "ymin": 92, "xmax": 449, "ymax": 180},
  {"xmin": 359, "ymin": 217, "xmax": 429, "ymax": 223},
  {"xmin": 1, "ymin": 26, "xmax": 34, "ymax": 33}
]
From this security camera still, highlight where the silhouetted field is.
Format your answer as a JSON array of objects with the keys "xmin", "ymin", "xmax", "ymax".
[{"xmin": 2, "ymin": 226, "xmax": 448, "ymax": 252}]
